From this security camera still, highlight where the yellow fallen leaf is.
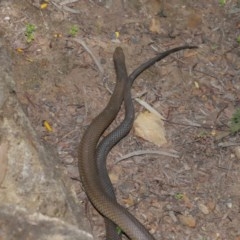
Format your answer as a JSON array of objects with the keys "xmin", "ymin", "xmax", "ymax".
[
  {"xmin": 42, "ymin": 120, "xmax": 53, "ymax": 132},
  {"xmin": 16, "ymin": 48, "xmax": 24, "ymax": 53},
  {"xmin": 40, "ymin": 0, "xmax": 49, "ymax": 9},
  {"xmin": 54, "ymin": 33, "xmax": 62, "ymax": 38},
  {"xmin": 133, "ymin": 111, "xmax": 167, "ymax": 146},
  {"xmin": 40, "ymin": 3, "xmax": 48, "ymax": 9},
  {"xmin": 115, "ymin": 31, "xmax": 120, "ymax": 39}
]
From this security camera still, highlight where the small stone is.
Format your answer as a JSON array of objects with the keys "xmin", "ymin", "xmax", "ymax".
[
  {"xmin": 226, "ymin": 202, "xmax": 232, "ymax": 209},
  {"xmin": 4, "ymin": 16, "xmax": 10, "ymax": 21}
]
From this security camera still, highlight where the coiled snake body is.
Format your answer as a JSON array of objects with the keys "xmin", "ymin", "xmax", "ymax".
[{"xmin": 78, "ymin": 46, "xmax": 197, "ymax": 240}]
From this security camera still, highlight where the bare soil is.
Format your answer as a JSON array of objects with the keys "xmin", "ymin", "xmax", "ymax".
[{"xmin": 1, "ymin": 0, "xmax": 240, "ymax": 239}]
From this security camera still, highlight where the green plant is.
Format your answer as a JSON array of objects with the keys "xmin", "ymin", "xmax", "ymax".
[
  {"xmin": 175, "ymin": 193, "xmax": 184, "ymax": 200},
  {"xmin": 25, "ymin": 23, "xmax": 36, "ymax": 43},
  {"xmin": 211, "ymin": 44, "xmax": 218, "ymax": 51},
  {"xmin": 237, "ymin": 35, "xmax": 240, "ymax": 44},
  {"xmin": 230, "ymin": 108, "xmax": 240, "ymax": 133},
  {"xmin": 219, "ymin": 0, "xmax": 226, "ymax": 6},
  {"xmin": 69, "ymin": 25, "xmax": 78, "ymax": 37},
  {"xmin": 116, "ymin": 226, "xmax": 122, "ymax": 235},
  {"xmin": 197, "ymin": 131, "xmax": 208, "ymax": 138}
]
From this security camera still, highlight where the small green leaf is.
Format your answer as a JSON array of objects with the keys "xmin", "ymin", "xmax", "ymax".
[
  {"xmin": 219, "ymin": 0, "xmax": 226, "ymax": 6},
  {"xmin": 237, "ymin": 35, "xmax": 240, "ymax": 44},
  {"xmin": 175, "ymin": 193, "xmax": 184, "ymax": 200},
  {"xmin": 69, "ymin": 25, "xmax": 78, "ymax": 37},
  {"xmin": 25, "ymin": 23, "xmax": 36, "ymax": 43},
  {"xmin": 230, "ymin": 108, "xmax": 240, "ymax": 133},
  {"xmin": 116, "ymin": 226, "xmax": 122, "ymax": 235}
]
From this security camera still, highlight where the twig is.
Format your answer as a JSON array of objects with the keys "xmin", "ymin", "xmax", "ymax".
[
  {"xmin": 52, "ymin": 1, "xmax": 81, "ymax": 14},
  {"xmin": 134, "ymin": 97, "xmax": 165, "ymax": 119},
  {"xmin": 218, "ymin": 141, "xmax": 239, "ymax": 148},
  {"xmin": 40, "ymin": 10, "xmax": 49, "ymax": 30},
  {"xmin": 69, "ymin": 38, "xmax": 104, "ymax": 76},
  {"xmin": 0, "ymin": 142, "xmax": 8, "ymax": 186},
  {"xmin": 59, "ymin": 0, "xmax": 79, "ymax": 5},
  {"xmin": 192, "ymin": 68, "xmax": 219, "ymax": 80},
  {"xmin": 115, "ymin": 149, "xmax": 180, "ymax": 163},
  {"xmin": 56, "ymin": 129, "xmax": 76, "ymax": 143},
  {"xmin": 164, "ymin": 119, "xmax": 229, "ymax": 131}
]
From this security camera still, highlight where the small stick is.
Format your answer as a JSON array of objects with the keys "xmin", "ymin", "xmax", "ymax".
[
  {"xmin": 69, "ymin": 38, "xmax": 104, "ymax": 76},
  {"xmin": 52, "ymin": 1, "xmax": 81, "ymax": 14},
  {"xmin": 116, "ymin": 149, "xmax": 180, "ymax": 163}
]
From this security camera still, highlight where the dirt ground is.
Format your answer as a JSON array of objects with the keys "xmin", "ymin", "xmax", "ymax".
[{"xmin": 1, "ymin": 0, "xmax": 240, "ymax": 239}]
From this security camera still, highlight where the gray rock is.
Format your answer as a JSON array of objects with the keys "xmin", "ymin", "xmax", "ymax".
[{"xmin": 0, "ymin": 35, "xmax": 93, "ymax": 240}]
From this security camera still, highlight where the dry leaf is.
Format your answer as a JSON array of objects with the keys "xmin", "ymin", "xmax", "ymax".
[
  {"xmin": 234, "ymin": 146, "xmax": 240, "ymax": 160},
  {"xmin": 187, "ymin": 13, "xmax": 202, "ymax": 29},
  {"xmin": 207, "ymin": 200, "xmax": 216, "ymax": 212},
  {"xmin": 182, "ymin": 194, "xmax": 193, "ymax": 208},
  {"xmin": 109, "ymin": 165, "xmax": 122, "ymax": 184},
  {"xmin": 149, "ymin": 18, "xmax": 161, "ymax": 34},
  {"xmin": 0, "ymin": 142, "xmax": 9, "ymax": 186},
  {"xmin": 178, "ymin": 214, "xmax": 196, "ymax": 228},
  {"xmin": 109, "ymin": 172, "xmax": 119, "ymax": 184},
  {"xmin": 134, "ymin": 111, "xmax": 167, "ymax": 146},
  {"xmin": 122, "ymin": 195, "xmax": 135, "ymax": 207},
  {"xmin": 198, "ymin": 203, "xmax": 210, "ymax": 215}
]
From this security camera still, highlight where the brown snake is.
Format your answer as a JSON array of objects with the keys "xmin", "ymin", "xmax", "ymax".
[{"xmin": 78, "ymin": 46, "xmax": 197, "ymax": 240}]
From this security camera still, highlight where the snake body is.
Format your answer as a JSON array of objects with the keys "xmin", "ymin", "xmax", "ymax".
[
  {"xmin": 79, "ymin": 47, "xmax": 154, "ymax": 240},
  {"xmin": 79, "ymin": 46, "xmax": 197, "ymax": 240}
]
